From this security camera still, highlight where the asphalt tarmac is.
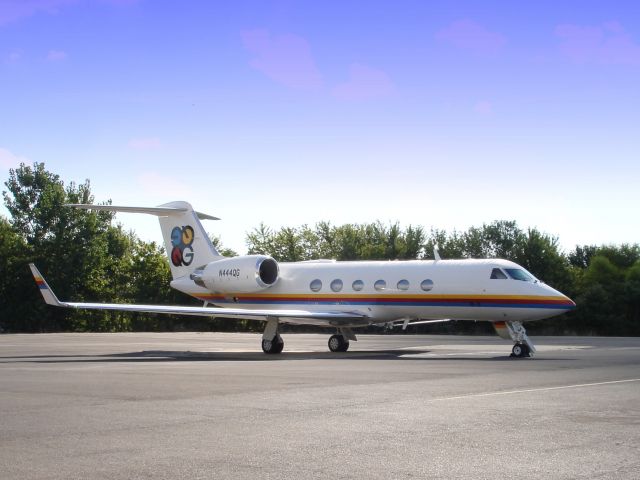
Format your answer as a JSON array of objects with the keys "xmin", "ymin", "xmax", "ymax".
[{"xmin": 1, "ymin": 333, "xmax": 638, "ymax": 479}]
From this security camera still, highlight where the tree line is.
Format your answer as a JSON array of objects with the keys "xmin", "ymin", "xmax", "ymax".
[{"xmin": 1, "ymin": 163, "xmax": 638, "ymax": 335}]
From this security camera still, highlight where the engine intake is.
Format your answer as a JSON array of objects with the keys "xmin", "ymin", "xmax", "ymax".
[{"xmin": 190, "ymin": 255, "xmax": 279, "ymax": 293}]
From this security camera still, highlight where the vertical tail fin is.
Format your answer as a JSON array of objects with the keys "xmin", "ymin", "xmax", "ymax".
[
  {"xmin": 66, "ymin": 201, "xmax": 223, "ymax": 279},
  {"xmin": 155, "ymin": 201, "xmax": 222, "ymax": 278}
]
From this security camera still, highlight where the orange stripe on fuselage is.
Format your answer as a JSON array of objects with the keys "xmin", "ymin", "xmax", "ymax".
[{"xmin": 191, "ymin": 293, "xmax": 573, "ymax": 305}]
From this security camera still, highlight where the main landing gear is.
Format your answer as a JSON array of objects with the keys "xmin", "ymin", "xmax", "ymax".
[
  {"xmin": 261, "ymin": 317, "xmax": 284, "ymax": 354},
  {"xmin": 328, "ymin": 328, "xmax": 357, "ymax": 353},
  {"xmin": 260, "ymin": 320, "xmax": 359, "ymax": 355},
  {"xmin": 262, "ymin": 333, "xmax": 284, "ymax": 354},
  {"xmin": 328, "ymin": 334, "xmax": 349, "ymax": 352}
]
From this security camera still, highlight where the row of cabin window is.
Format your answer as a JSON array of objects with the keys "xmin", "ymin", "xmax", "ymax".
[{"xmin": 310, "ymin": 278, "xmax": 434, "ymax": 293}]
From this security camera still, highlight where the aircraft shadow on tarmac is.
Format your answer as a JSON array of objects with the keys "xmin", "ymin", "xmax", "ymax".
[{"xmin": 0, "ymin": 349, "xmax": 569, "ymax": 363}]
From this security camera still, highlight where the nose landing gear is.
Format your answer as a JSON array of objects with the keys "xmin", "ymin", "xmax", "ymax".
[
  {"xmin": 494, "ymin": 320, "xmax": 536, "ymax": 358},
  {"xmin": 511, "ymin": 342, "xmax": 531, "ymax": 358}
]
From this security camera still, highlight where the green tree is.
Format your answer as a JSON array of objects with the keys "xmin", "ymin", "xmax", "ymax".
[
  {"xmin": 624, "ymin": 261, "xmax": 640, "ymax": 333},
  {"xmin": 210, "ymin": 235, "xmax": 238, "ymax": 257},
  {"xmin": 0, "ymin": 216, "xmax": 37, "ymax": 331},
  {"xmin": 3, "ymin": 163, "xmax": 143, "ymax": 331},
  {"xmin": 247, "ymin": 222, "xmax": 427, "ymax": 262},
  {"xmin": 570, "ymin": 256, "xmax": 625, "ymax": 335},
  {"xmin": 4, "ymin": 163, "xmax": 639, "ymax": 336},
  {"xmin": 515, "ymin": 228, "xmax": 573, "ymax": 293},
  {"xmin": 246, "ymin": 223, "xmax": 276, "ymax": 257}
]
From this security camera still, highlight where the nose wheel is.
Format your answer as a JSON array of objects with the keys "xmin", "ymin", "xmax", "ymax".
[
  {"xmin": 511, "ymin": 343, "xmax": 531, "ymax": 358},
  {"xmin": 496, "ymin": 321, "xmax": 536, "ymax": 358}
]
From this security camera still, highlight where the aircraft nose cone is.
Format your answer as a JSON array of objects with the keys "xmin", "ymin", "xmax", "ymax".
[
  {"xmin": 556, "ymin": 292, "xmax": 576, "ymax": 309},
  {"xmin": 545, "ymin": 284, "xmax": 575, "ymax": 309}
]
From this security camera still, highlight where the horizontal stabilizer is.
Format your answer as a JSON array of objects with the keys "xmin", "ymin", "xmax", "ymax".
[
  {"xmin": 68, "ymin": 201, "xmax": 223, "ymax": 278},
  {"xmin": 65, "ymin": 204, "xmax": 219, "ymax": 221}
]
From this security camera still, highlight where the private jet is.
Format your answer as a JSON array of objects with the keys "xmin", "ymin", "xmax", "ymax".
[{"xmin": 30, "ymin": 201, "xmax": 575, "ymax": 357}]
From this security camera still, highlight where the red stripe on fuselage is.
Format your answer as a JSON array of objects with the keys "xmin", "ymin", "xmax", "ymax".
[{"xmin": 195, "ymin": 294, "xmax": 574, "ymax": 306}]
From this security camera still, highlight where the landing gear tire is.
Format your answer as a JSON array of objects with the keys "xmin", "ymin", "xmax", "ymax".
[
  {"xmin": 262, "ymin": 334, "xmax": 284, "ymax": 354},
  {"xmin": 328, "ymin": 334, "xmax": 349, "ymax": 352},
  {"xmin": 511, "ymin": 343, "xmax": 530, "ymax": 358}
]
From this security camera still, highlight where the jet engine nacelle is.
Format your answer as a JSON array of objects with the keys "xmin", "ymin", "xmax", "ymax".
[{"xmin": 190, "ymin": 255, "xmax": 279, "ymax": 293}]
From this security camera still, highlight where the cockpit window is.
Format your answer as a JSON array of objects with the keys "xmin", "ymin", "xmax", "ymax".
[
  {"xmin": 505, "ymin": 268, "xmax": 535, "ymax": 282},
  {"xmin": 490, "ymin": 268, "xmax": 508, "ymax": 279}
]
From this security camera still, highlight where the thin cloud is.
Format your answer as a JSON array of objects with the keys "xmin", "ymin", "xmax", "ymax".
[
  {"xmin": 436, "ymin": 19, "xmax": 507, "ymax": 56},
  {"xmin": 332, "ymin": 63, "xmax": 395, "ymax": 101},
  {"xmin": 46, "ymin": 49, "xmax": 67, "ymax": 61},
  {"xmin": 0, "ymin": 147, "xmax": 31, "ymax": 170},
  {"xmin": 128, "ymin": 137, "xmax": 163, "ymax": 150},
  {"xmin": 0, "ymin": 0, "xmax": 138, "ymax": 26},
  {"xmin": 7, "ymin": 50, "xmax": 22, "ymax": 62},
  {"xmin": 241, "ymin": 29, "xmax": 323, "ymax": 90},
  {"xmin": 1, "ymin": 0, "xmax": 78, "ymax": 26},
  {"xmin": 555, "ymin": 21, "xmax": 640, "ymax": 66},
  {"xmin": 137, "ymin": 171, "xmax": 191, "ymax": 198},
  {"xmin": 474, "ymin": 100, "xmax": 493, "ymax": 115}
]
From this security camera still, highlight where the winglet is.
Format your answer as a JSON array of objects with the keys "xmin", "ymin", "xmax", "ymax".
[{"xmin": 29, "ymin": 264, "xmax": 63, "ymax": 306}]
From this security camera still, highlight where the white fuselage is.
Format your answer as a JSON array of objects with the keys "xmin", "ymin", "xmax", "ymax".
[{"xmin": 171, "ymin": 258, "xmax": 575, "ymax": 327}]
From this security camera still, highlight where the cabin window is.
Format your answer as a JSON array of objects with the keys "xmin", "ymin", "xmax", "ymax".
[
  {"xmin": 490, "ymin": 268, "xmax": 508, "ymax": 279},
  {"xmin": 505, "ymin": 268, "xmax": 534, "ymax": 282},
  {"xmin": 420, "ymin": 279, "xmax": 434, "ymax": 291},
  {"xmin": 374, "ymin": 279, "xmax": 386, "ymax": 291},
  {"xmin": 330, "ymin": 279, "xmax": 343, "ymax": 292},
  {"xmin": 397, "ymin": 279, "xmax": 410, "ymax": 291},
  {"xmin": 352, "ymin": 280, "xmax": 364, "ymax": 291},
  {"xmin": 310, "ymin": 279, "xmax": 322, "ymax": 292}
]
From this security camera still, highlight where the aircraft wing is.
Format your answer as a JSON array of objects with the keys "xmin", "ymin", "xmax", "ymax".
[{"xmin": 29, "ymin": 264, "xmax": 369, "ymax": 326}]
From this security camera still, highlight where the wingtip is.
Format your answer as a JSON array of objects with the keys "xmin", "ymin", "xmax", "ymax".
[
  {"xmin": 28, "ymin": 263, "xmax": 42, "ymax": 280},
  {"xmin": 29, "ymin": 264, "xmax": 62, "ymax": 306}
]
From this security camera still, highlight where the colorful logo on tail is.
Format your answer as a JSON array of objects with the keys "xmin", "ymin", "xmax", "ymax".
[{"xmin": 171, "ymin": 225, "xmax": 195, "ymax": 267}]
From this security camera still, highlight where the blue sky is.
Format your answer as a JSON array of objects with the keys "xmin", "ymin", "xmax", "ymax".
[{"xmin": 1, "ymin": 0, "xmax": 639, "ymax": 254}]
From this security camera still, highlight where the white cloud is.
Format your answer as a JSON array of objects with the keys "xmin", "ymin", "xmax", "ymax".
[
  {"xmin": 136, "ymin": 171, "xmax": 191, "ymax": 199},
  {"xmin": 332, "ymin": 63, "xmax": 395, "ymax": 101},
  {"xmin": 474, "ymin": 100, "xmax": 493, "ymax": 115},
  {"xmin": 0, "ymin": 0, "xmax": 138, "ymax": 27},
  {"xmin": 436, "ymin": 19, "xmax": 507, "ymax": 56},
  {"xmin": 0, "ymin": 147, "xmax": 31, "ymax": 170},
  {"xmin": 128, "ymin": 137, "xmax": 162, "ymax": 150},
  {"xmin": 8, "ymin": 50, "xmax": 22, "ymax": 62},
  {"xmin": 555, "ymin": 21, "xmax": 640, "ymax": 66},
  {"xmin": 241, "ymin": 29, "xmax": 323, "ymax": 90},
  {"xmin": 46, "ymin": 49, "xmax": 67, "ymax": 61}
]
